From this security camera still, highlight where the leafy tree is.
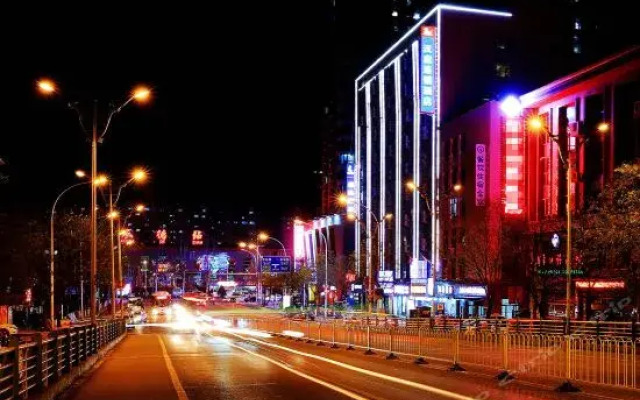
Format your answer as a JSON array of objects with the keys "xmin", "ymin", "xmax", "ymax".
[{"xmin": 579, "ymin": 161, "xmax": 640, "ymax": 310}]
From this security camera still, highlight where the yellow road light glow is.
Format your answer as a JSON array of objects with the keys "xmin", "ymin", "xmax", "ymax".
[
  {"xmin": 258, "ymin": 232, "xmax": 269, "ymax": 241},
  {"xmin": 346, "ymin": 213, "xmax": 357, "ymax": 221},
  {"xmin": 107, "ymin": 210, "xmax": 120, "ymax": 220},
  {"xmin": 238, "ymin": 241, "xmax": 247, "ymax": 248},
  {"xmin": 37, "ymin": 79, "xmax": 56, "ymax": 94},
  {"xmin": 75, "ymin": 170, "xmax": 86, "ymax": 178},
  {"xmin": 135, "ymin": 204, "xmax": 145, "ymax": 213},
  {"xmin": 405, "ymin": 181, "xmax": 416, "ymax": 191},
  {"xmin": 527, "ymin": 116, "xmax": 545, "ymax": 132},
  {"xmin": 384, "ymin": 213, "xmax": 393, "ymax": 221},
  {"xmin": 247, "ymin": 243, "xmax": 257, "ymax": 250},
  {"xmin": 453, "ymin": 183, "xmax": 463, "ymax": 193},
  {"xmin": 131, "ymin": 168, "xmax": 148, "ymax": 183},
  {"xmin": 132, "ymin": 86, "xmax": 151, "ymax": 102},
  {"xmin": 337, "ymin": 193, "xmax": 348, "ymax": 206},
  {"xmin": 94, "ymin": 175, "xmax": 109, "ymax": 186},
  {"xmin": 597, "ymin": 122, "xmax": 610, "ymax": 133}
]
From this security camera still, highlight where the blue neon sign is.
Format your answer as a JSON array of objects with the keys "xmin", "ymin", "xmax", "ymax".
[{"xmin": 420, "ymin": 25, "xmax": 436, "ymax": 114}]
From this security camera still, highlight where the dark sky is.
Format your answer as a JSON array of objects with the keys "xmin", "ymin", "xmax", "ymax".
[
  {"xmin": 0, "ymin": 4, "xmax": 362, "ymax": 224},
  {"xmin": 3, "ymin": 2, "xmax": 636, "ymax": 227}
]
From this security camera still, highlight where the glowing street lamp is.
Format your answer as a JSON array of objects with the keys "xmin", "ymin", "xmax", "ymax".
[
  {"xmin": 597, "ymin": 122, "xmax": 610, "ymax": 134},
  {"xmin": 132, "ymin": 86, "xmax": 151, "ymax": 103},
  {"xmin": 37, "ymin": 79, "xmax": 56, "ymax": 95},
  {"xmin": 257, "ymin": 232, "xmax": 269, "ymax": 242},
  {"xmin": 50, "ymin": 170, "xmax": 92, "ymax": 327},
  {"xmin": 238, "ymin": 241, "xmax": 247, "ymax": 249},
  {"xmin": 38, "ymin": 79, "xmax": 153, "ymax": 324},
  {"xmin": 135, "ymin": 204, "xmax": 145, "ymax": 213},
  {"xmin": 337, "ymin": 193, "xmax": 348, "ymax": 207},
  {"xmin": 93, "ymin": 175, "xmax": 109, "ymax": 186},
  {"xmin": 107, "ymin": 210, "xmax": 120, "ymax": 220},
  {"xmin": 453, "ymin": 183, "xmax": 463, "ymax": 193},
  {"xmin": 131, "ymin": 168, "xmax": 148, "ymax": 183}
]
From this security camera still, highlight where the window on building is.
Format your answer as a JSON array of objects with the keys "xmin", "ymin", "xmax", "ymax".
[{"xmin": 496, "ymin": 63, "xmax": 511, "ymax": 78}]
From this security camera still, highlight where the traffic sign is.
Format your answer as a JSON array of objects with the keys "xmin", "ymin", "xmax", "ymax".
[{"xmin": 261, "ymin": 256, "xmax": 291, "ymax": 273}]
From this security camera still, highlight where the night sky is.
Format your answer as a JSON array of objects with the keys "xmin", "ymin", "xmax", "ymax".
[
  {"xmin": 2, "ymin": 2, "xmax": 637, "ymax": 228},
  {"xmin": 0, "ymin": 3, "xmax": 374, "ymax": 226}
]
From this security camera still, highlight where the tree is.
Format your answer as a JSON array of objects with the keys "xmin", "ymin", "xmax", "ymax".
[
  {"xmin": 459, "ymin": 201, "xmax": 504, "ymax": 316},
  {"xmin": 579, "ymin": 161, "xmax": 640, "ymax": 310}
]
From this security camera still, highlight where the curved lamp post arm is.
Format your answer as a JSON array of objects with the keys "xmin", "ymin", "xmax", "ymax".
[{"xmin": 267, "ymin": 237, "xmax": 287, "ymax": 256}]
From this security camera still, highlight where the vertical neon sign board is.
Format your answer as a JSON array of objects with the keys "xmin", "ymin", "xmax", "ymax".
[
  {"xmin": 475, "ymin": 144, "xmax": 486, "ymax": 206},
  {"xmin": 419, "ymin": 26, "xmax": 436, "ymax": 114},
  {"xmin": 293, "ymin": 221, "xmax": 305, "ymax": 259},
  {"xmin": 345, "ymin": 156, "xmax": 356, "ymax": 215},
  {"xmin": 504, "ymin": 118, "xmax": 524, "ymax": 214}
]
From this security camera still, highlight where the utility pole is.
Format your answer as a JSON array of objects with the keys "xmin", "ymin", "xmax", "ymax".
[{"xmin": 90, "ymin": 101, "xmax": 98, "ymax": 324}]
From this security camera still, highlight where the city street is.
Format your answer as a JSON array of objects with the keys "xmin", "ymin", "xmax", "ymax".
[{"xmin": 60, "ymin": 307, "xmax": 640, "ymax": 400}]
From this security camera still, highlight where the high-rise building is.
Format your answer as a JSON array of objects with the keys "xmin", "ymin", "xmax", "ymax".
[{"xmin": 354, "ymin": 4, "xmax": 513, "ymax": 316}]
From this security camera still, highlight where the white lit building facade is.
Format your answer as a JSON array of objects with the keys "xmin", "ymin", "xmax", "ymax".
[{"xmin": 354, "ymin": 4, "xmax": 512, "ymax": 316}]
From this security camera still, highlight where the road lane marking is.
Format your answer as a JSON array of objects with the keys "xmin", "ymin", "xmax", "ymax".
[
  {"xmin": 225, "ymin": 338, "xmax": 369, "ymax": 400},
  {"xmin": 158, "ymin": 334, "xmax": 189, "ymax": 400},
  {"xmin": 231, "ymin": 333, "xmax": 475, "ymax": 400}
]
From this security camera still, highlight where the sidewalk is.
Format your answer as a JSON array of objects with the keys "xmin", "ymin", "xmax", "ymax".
[{"xmin": 63, "ymin": 333, "xmax": 179, "ymax": 400}]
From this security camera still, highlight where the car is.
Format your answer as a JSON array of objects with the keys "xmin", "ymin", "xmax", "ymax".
[{"xmin": 127, "ymin": 310, "xmax": 147, "ymax": 325}]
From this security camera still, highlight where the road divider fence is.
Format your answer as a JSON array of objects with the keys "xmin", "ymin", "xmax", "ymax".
[{"xmin": 232, "ymin": 317, "xmax": 639, "ymax": 391}]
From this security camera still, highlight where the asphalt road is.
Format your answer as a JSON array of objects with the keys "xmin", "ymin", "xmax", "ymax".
[{"xmin": 62, "ymin": 305, "xmax": 640, "ymax": 400}]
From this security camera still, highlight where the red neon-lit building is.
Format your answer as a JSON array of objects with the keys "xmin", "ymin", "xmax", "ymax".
[{"xmin": 443, "ymin": 47, "xmax": 639, "ymax": 318}]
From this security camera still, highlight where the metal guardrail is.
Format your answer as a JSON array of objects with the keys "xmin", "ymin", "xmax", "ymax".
[
  {"xmin": 0, "ymin": 319, "xmax": 126, "ymax": 399},
  {"xmin": 330, "ymin": 316, "xmax": 639, "ymax": 338},
  {"xmin": 238, "ymin": 318, "xmax": 639, "ymax": 391}
]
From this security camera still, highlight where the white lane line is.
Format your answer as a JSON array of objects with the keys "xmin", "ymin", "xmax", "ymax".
[
  {"xmin": 158, "ymin": 334, "xmax": 189, "ymax": 400},
  {"xmin": 231, "ymin": 333, "xmax": 475, "ymax": 400},
  {"xmin": 224, "ymin": 338, "xmax": 369, "ymax": 400}
]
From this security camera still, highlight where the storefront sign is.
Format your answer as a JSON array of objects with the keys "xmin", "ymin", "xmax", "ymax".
[
  {"xmin": 410, "ymin": 260, "xmax": 429, "ymax": 281},
  {"xmin": 575, "ymin": 280, "xmax": 625, "ymax": 290},
  {"xmin": 435, "ymin": 283, "xmax": 453, "ymax": 297},
  {"xmin": 378, "ymin": 270, "xmax": 393, "ymax": 283},
  {"xmin": 419, "ymin": 25, "xmax": 436, "ymax": 114},
  {"xmin": 410, "ymin": 285, "xmax": 427, "ymax": 295},
  {"xmin": 394, "ymin": 285, "xmax": 409, "ymax": 295},
  {"xmin": 475, "ymin": 144, "xmax": 486, "ymax": 206},
  {"xmin": 455, "ymin": 285, "xmax": 486, "ymax": 298}
]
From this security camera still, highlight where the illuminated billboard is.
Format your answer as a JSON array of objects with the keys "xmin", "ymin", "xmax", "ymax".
[
  {"xmin": 192, "ymin": 230, "xmax": 204, "ymax": 246},
  {"xmin": 293, "ymin": 220, "xmax": 305, "ymax": 259},
  {"xmin": 419, "ymin": 25, "xmax": 436, "ymax": 114}
]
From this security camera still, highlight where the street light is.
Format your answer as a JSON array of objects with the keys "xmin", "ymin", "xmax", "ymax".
[
  {"xmin": 317, "ymin": 231, "xmax": 329, "ymax": 318},
  {"xmin": 36, "ymin": 79, "xmax": 56, "ymax": 95},
  {"xmin": 238, "ymin": 242, "xmax": 261, "ymax": 304},
  {"xmin": 116, "ymin": 204, "xmax": 146, "ymax": 313},
  {"xmin": 39, "ymin": 79, "xmax": 152, "ymax": 324},
  {"xmin": 526, "ymin": 115, "xmax": 609, "ymax": 336},
  {"xmin": 49, "ymin": 171, "xmax": 107, "ymax": 328},
  {"xmin": 257, "ymin": 232, "xmax": 288, "ymax": 256},
  {"xmin": 343, "ymin": 199, "xmax": 393, "ymax": 313},
  {"xmin": 105, "ymin": 167, "xmax": 149, "ymax": 317}
]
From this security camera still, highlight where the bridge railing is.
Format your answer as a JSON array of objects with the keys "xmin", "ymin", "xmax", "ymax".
[
  {"xmin": 0, "ymin": 319, "xmax": 126, "ymax": 400},
  {"xmin": 233, "ymin": 317, "xmax": 639, "ymax": 391}
]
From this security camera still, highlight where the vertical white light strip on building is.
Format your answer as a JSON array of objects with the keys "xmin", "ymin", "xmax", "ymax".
[
  {"xmin": 394, "ymin": 59, "xmax": 402, "ymax": 279},
  {"xmin": 354, "ymin": 82, "xmax": 361, "ymax": 276},
  {"xmin": 378, "ymin": 71, "xmax": 386, "ymax": 272},
  {"xmin": 411, "ymin": 40, "xmax": 420, "ymax": 263},
  {"xmin": 365, "ymin": 83, "xmax": 373, "ymax": 282},
  {"xmin": 434, "ymin": 9, "xmax": 442, "ymax": 282}
]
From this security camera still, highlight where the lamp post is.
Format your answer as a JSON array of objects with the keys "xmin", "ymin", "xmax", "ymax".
[
  {"xmin": 49, "ymin": 170, "xmax": 102, "ymax": 328},
  {"xmin": 38, "ymin": 80, "xmax": 152, "ymax": 324},
  {"xmin": 239, "ymin": 242, "xmax": 262, "ymax": 304},
  {"xmin": 105, "ymin": 169, "xmax": 148, "ymax": 318},
  {"xmin": 316, "ymin": 231, "xmax": 330, "ymax": 318},
  {"xmin": 258, "ymin": 232, "xmax": 288, "ymax": 256},
  {"xmin": 526, "ymin": 115, "xmax": 609, "ymax": 332},
  {"xmin": 117, "ymin": 204, "xmax": 145, "ymax": 313}
]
